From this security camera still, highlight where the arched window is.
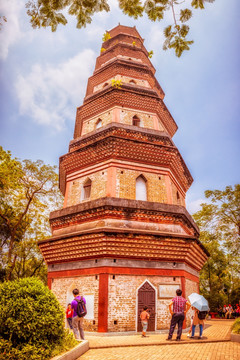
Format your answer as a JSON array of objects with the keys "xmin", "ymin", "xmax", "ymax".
[
  {"xmin": 132, "ymin": 115, "xmax": 141, "ymax": 127},
  {"xmin": 83, "ymin": 178, "xmax": 92, "ymax": 200},
  {"xmin": 136, "ymin": 175, "xmax": 147, "ymax": 201},
  {"xmin": 103, "ymin": 82, "xmax": 108, "ymax": 88},
  {"xmin": 129, "ymin": 79, "xmax": 136, "ymax": 85},
  {"xmin": 96, "ymin": 118, "xmax": 102, "ymax": 129},
  {"xmin": 176, "ymin": 191, "xmax": 181, "ymax": 204}
]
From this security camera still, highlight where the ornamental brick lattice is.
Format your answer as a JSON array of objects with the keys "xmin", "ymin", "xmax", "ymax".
[{"xmin": 39, "ymin": 25, "xmax": 209, "ymax": 333}]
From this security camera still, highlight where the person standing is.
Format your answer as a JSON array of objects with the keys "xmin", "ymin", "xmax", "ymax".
[
  {"xmin": 190, "ymin": 307, "xmax": 204, "ymax": 339},
  {"xmin": 167, "ymin": 289, "xmax": 191, "ymax": 341},
  {"xmin": 66, "ymin": 303, "xmax": 73, "ymax": 329},
  {"xmin": 140, "ymin": 306, "xmax": 150, "ymax": 337},
  {"xmin": 71, "ymin": 288, "xmax": 86, "ymax": 340}
]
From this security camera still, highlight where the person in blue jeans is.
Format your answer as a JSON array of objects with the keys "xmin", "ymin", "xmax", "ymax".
[
  {"xmin": 71, "ymin": 288, "xmax": 86, "ymax": 340},
  {"xmin": 190, "ymin": 308, "xmax": 204, "ymax": 339}
]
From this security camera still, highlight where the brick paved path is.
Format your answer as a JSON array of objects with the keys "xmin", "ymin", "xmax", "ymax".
[{"xmin": 78, "ymin": 320, "xmax": 240, "ymax": 359}]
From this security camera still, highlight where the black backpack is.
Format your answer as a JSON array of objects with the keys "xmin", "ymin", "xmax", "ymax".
[
  {"xmin": 198, "ymin": 311, "xmax": 208, "ymax": 320},
  {"xmin": 75, "ymin": 296, "xmax": 87, "ymax": 318}
]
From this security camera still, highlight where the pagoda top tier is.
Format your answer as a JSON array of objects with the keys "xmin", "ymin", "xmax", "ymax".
[
  {"xmin": 94, "ymin": 24, "xmax": 155, "ymax": 74},
  {"xmin": 74, "ymin": 24, "xmax": 178, "ymax": 140},
  {"xmin": 108, "ymin": 24, "xmax": 144, "ymax": 42}
]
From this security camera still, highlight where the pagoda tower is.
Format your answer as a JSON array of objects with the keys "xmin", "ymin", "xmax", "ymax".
[{"xmin": 39, "ymin": 25, "xmax": 208, "ymax": 333}]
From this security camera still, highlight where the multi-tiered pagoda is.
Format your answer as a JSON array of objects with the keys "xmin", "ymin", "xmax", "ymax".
[{"xmin": 39, "ymin": 25, "xmax": 208, "ymax": 333}]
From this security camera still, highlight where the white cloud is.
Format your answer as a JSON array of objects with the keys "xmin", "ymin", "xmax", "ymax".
[
  {"xmin": 186, "ymin": 198, "xmax": 206, "ymax": 215},
  {"xmin": 15, "ymin": 49, "xmax": 95, "ymax": 131},
  {"xmin": 0, "ymin": 0, "xmax": 24, "ymax": 60}
]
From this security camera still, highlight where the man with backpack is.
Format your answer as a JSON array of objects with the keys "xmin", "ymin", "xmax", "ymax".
[{"xmin": 71, "ymin": 288, "xmax": 87, "ymax": 340}]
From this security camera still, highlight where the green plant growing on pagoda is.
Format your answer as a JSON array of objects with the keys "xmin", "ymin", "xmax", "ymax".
[
  {"xmin": 111, "ymin": 79, "xmax": 122, "ymax": 88},
  {"xmin": 100, "ymin": 47, "xmax": 106, "ymax": 53},
  {"xmin": 132, "ymin": 41, "xmax": 136, "ymax": 46},
  {"xmin": 102, "ymin": 31, "xmax": 111, "ymax": 41},
  {"xmin": 148, "ymin": 50, "xmax": 154, "ymax": 58},
  {"xmin": 24, "ymin": 0, "xmax": 216, "ymax": 57}
]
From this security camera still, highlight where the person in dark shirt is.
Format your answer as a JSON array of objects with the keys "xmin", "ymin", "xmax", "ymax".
[
  {"xmin": 71, "ymin": 288, "xmax": 86, "ymax": 340},
  {"xmin": 166, "ymin": 289, "xmax": 191, "ymax": 341}
]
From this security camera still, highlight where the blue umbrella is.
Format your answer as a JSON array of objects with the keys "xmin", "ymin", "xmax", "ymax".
[{"xmin": 188, "ymin": 293, "xmax": 209, "ymax": 312}]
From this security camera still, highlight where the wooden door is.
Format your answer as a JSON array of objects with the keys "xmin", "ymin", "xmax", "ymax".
[{"xmin": 137, "ymin": 281, "xmax": 156, "ymax": 331}]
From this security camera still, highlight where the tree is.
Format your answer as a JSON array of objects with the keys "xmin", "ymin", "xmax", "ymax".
[
  {"xmin": 25, "ymin": 0, "xmax": 215, "ymax": 57},
  {"xmin": 0, "ymin": 147, "xmax": 63, "ymax": 282},
  {"xmin": 193, "ymin": 184, "xmax": 240, "ymax": 310}
]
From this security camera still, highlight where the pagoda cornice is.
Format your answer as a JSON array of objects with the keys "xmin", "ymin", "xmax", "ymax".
[
  {"xmin": 60, "ymin": 123, "xmax": 192, "ymax": 195},
  {"xmin": 95, "ymin": 42, "xmax": 155, "ymax": 73},
  {"xmin": 101, "ymin": 33, "xmax": 145, "ymax": 53},
  {"xmin": 49, "ymin": 197, "xmax": 199, "ymax": 235},
  {"xmin": 38, "ymin": 199, "xmax": 209, "ymax": 270},
  {"xmin": 70, "ymin": 123, "xmax": 174, "ymax": 150},
  {"xmin": 86, "ymin": 58, "xmax": 165, "ymax": 99},
  {"xmin": 74, "ymin": 86, "xmax": 177, "ymax": 138},
  {"xmin": 84, "ymin": 82, "xmax": 159, "ymax": 104},
  {"xmin": 39, "ymin": 231, "xmax": 208, "ymax": 271}
]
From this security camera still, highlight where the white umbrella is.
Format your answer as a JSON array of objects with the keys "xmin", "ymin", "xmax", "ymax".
[{"xmin": 188, "ymin": 293, "xmax": 209, "ymax": 312}]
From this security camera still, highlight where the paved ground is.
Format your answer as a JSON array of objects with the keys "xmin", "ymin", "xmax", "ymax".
[{"xmin": 78, "ymin": 320, "xmax": 240, "ymax": 359}]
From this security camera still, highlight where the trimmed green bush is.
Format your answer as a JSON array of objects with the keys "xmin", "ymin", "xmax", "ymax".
[
  {"xmin": 232, "ymin": 318, "xmax": 240, "ymax": 334},
  {"xmin": 0, "ymin": 277, "xmax": 65, "ymax": 359}
]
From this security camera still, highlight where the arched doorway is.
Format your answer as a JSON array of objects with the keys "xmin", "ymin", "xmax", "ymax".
[{"xmin": 137, "ymin": 281, "xmax": 156, "ymax": 331}]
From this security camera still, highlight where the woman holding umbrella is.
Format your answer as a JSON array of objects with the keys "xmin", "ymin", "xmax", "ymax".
[
  {"xmin": 190, "ymin": 308, "xmax": 205, "ymax": 339},
  {"xmin": 188, "ymin": 293, "xmax": 209, "ymax": 340}
]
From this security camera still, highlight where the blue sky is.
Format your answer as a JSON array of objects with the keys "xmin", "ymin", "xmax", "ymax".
[{"xmin": 0, "ymin": 0, "xmax": 239, "ymax": 213}]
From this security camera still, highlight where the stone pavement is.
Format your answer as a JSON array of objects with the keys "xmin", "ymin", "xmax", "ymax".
[{"xmin": 78, "ymin": 320, "xmax": 240, "ymax": 359}]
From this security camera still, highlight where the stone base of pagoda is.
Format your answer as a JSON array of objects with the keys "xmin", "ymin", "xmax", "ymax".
[{"xmin": 48, "ymin": 261, "xmax": 198, "ymax": 333}]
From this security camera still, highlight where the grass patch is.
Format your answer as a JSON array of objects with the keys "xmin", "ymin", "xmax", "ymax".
[
  {"xmin": 232, "ymin": 318, "xmax": 240, "ymax": 334},
  {"xmin": 51, "ymin": 329, "xmax": 79, "ymax": 358}
]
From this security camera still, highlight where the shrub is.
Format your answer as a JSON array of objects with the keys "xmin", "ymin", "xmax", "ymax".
[
  {"xmin": 0, "ymin": 277, "xmax": 65, "ymax": 359},
  {"xmin": 232, "ymin": 318, "xmax": 240, "ymax": 334}
]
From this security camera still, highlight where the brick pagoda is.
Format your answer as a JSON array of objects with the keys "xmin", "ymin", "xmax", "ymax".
[{"xmin": 39, "ymin": 25, "xmax": 208, "ymax": 333}]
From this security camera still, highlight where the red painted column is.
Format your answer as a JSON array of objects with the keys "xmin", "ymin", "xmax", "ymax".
[
  {"xmin": 98, "ymin": 273, "xmax": 109, "ymax": 332},
  {"xmin": 47, "ymin": 275, "xmax": 52, "ymax": 290},
  {"xmin": 181, "ymin": 276, "xmax": 187, "ymax": 329}
]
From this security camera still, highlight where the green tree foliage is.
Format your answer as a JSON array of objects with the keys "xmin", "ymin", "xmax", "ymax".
[
  {"xmin": 25, "ymin": 0, "xmax": 215, "ymax": 57},
  {"xmin": 0, "ymin": 147, "xmax": 63, "ymax": 282},
  {"xmin": 0, "ymin": 277, "xmax": 65, "ymax": 359},
  {"xmin": 193, "ymin": 185, "xmax": 240, "ymax": 310}
]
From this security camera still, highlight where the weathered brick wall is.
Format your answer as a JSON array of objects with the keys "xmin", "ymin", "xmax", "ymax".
[
  {"xmin": 50, "ymin": 274, "xmax": 198, "ymax": 332},
  {"xmin": 67, "ymin": 170, "xmax": 107, "ymax": 206},
  {"xmin": 119, "ymin": 108, "xmax": 154, "ymax": 129},
  {"xmin": 81, "ymin": 107, "xmax": 165, "ymax": 136},
  {"xmin": 82, "ymin": 110, "xmax": 113, "ymax": 135},
  {"xmin": 74, "ymin": 88, "xmax": 177, "ymax": 139},
  {"xmin": 51, "ymin": 275, "xmax": 99, "ymax": 331},
  {"xmin": 171, "ymin": 181, "xmax": 185, "ymax": 206},
  {"xmin": 108, "ymin": 275, "xmax": 181, "ymax": 331},
  {"xmin": 116, "ymin": 168, "xmax": 167, "ymax": 203}
]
